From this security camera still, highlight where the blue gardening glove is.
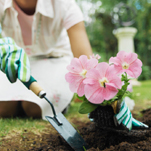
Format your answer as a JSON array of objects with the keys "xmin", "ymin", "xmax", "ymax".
[
  {"xmin": 114, "ymin": 100, "xmax": 148, "ymax": 130},
  {"xmin": 0, "ymin": 37, "xmax": 30, "ymax": 83}
]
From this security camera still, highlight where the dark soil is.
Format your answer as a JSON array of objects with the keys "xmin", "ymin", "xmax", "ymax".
[{"xmin": 1, "ymin": 108, "xmax": 151, "ymax": 151}]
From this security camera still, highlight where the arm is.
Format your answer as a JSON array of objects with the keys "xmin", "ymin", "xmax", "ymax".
[{"xmin": 67, "ymin": 21, "xmax": 93, "ymax": 58}]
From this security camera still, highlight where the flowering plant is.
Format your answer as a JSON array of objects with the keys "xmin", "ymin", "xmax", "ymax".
[{"xmin": 65, "ymin": 51, "xmax": 142, "ymax": 114}]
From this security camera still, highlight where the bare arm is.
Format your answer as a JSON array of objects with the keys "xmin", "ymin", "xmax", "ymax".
[{"xmin": 67, "ymin": 21, "xmax": 93, "ymax": 58}]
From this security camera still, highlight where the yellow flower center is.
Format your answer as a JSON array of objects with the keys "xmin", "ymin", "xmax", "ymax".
[
  {"xmin": 99, "ymin": 77, "xmax": 109, "ymax": 87},
  {"xmin": 122, "ymin": 62, "xmax": 129, "ymax": 69},
  {"xmin": 80, "ymin": 69, "xmax": 87, "ymax": 78}
]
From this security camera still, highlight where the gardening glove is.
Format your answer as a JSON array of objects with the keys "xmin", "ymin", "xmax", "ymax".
[
  {"xmin": 88, "ymin": 113, "xmax": 94, "ymax": 122},
  {"xmin": 114, "ymin": 100, "xmax": 148, "ymax": 131},
  {"xmin": 0, "ymin": 37, "xmax": 30, "ymax": 83}
]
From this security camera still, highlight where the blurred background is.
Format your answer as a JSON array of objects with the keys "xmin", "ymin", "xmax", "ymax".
[{"xmin": 76, "ymin": 0, "xmax": 151, "ymax": 81}]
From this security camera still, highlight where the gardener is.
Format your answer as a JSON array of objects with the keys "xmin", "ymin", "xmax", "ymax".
[
  {"xmin": 0, "ymin": 0, "xmax": 93, "ymax": 119},
  {"xmin": 0, "ymin": 0, "xmax": 148, "ymax": 131}
]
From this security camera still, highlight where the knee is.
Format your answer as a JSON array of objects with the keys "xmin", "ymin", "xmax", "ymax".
[
  {"xmin": 0, "ymin": 101, "xmax": 19, "ymax": 117},
  {"xmin": 22, "ymin": 101, "xmax": 42, "ymax": 118}
]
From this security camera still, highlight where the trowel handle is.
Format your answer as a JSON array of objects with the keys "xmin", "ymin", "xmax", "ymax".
[
  {"xmin": 22, "ymin": 76, "xmax": 46, "ymax": 98},
  {"xmin": 22, "ymin": 76, "xmax": 62, "ymax": 125},
  {"xmin": 22, "ymin": 76, "xmax": 58, "ymax": 118}
]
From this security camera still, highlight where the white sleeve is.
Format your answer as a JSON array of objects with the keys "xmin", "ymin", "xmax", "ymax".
[{"xmin": 62, "ymin": 0, "xmax": 84, "ymax": 30}]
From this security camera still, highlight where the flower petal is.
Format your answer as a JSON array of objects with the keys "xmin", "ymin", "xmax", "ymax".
[
  {"xmin": 105, "ymin": 65, "xmax": 122, "ymax": 89},
  {"xmin": 108, "ymin": 76, "xmax": 122, "ymax": 89},
  {"xmin": 77, "ymin": 81, "xmax": 85, "ymax": 96},
  {"xmin": 96, "ymin": 62, "xmax": 109, "ymax": 78},
  {"xmin": 84, "ymin": 82, "xmax": 100, "ymax": 101},
  {"xmin": 109, "ymin": 57, "xmax": 121, "ymax": 66},
  {"xmin": 103, "ymin": 84, "xmax": 118, "ymax": 100},
  {"xmin": 126, "ymin": 52, "xmax": 138, "ymax": 64},
  {"xmin": 117, "ymin": 51, "xmax": 127, "ymax": 62},
  {"xmin": 65, "ymin": 72, "xmax": 84, "ymax": 94},
  {"xmin": 83, "ymin": 78, "xmax": 97, "ymax": 85},
  {"xmin": 129, "ymin": 59, "xmax": 142, "ymax": 78},
  {"xmin": 69, "ymin": 78, "xmax": 83, "ymax": 93},
  {"xmin": 113, "ymin": 65, "xmax": 124, "ymax": 75},
  {"xmin": 85, "ymin": 58, "xmax": 98, "ymax": 70},
  {"xmin": 86, "ymin": 68, "xmax": 100, "ymax": 80},
  {"xmin": 86, "ymin": 87, "xmax": 104, "ymax": 104},
  {"xmin": 105, "ymin": 65, "xmax": 118, "ymax": 78},
  {"xmin": 67, "ymin": 58, "xmax": 83, "ymax": 73},
  {"xmin": 79, "ymin": 55, "xmax": 88, "ymax": 69},
  {"xmin": 90, "ymin": 54, "xmax": 101, "ymax": 60},
  {"xmin": 124, "ymin": 69, "xmax": 135, "ymax": 78},
  {"xmin": 65, "ymin": 72, "xmax": 82, "ymax": 83}
]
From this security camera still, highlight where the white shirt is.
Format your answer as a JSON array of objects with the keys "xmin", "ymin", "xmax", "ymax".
[{"xmin": 0, "ymin": 0, "xmax": 84, "ymax": 57}]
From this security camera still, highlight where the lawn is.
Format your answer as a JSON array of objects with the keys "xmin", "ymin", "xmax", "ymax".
[
  {"xmin": 0, "ymin": 79, "xmax": 151, "ymax": 140},
  {"xmin": 131, "ymin": 80, "xmax": 151, "ymax": 114}
]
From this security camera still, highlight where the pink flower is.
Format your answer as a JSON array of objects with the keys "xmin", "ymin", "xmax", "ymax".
[
  {"xmin": 65, "ymin": 55, "xmax": 98, "ymax": 96},
  {"xmin": 109, "ymin": 51, "xmax": 142, "ymax": 78},
  {"xmin": 90, "ymin": 54, "xmax": 101, "ymax": 60},
  {"xmin": 83, "ymin": 62, "xmax": 122, "ymax": 104}
]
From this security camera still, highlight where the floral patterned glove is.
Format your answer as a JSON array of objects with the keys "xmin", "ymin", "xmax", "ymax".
[
  {"xmin": 0, "ymin": 37, "xmax": 30, "ymax": 83},
  {"xmin": 114, "ymin": 100, "xmax": 149, "ymax": 130}
]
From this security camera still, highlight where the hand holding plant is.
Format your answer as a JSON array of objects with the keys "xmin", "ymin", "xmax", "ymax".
[{"xmin": 65, "ymin": 51, "xmax": 148, "ymax": 130}]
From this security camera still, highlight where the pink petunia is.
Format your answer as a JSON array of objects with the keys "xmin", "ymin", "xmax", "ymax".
[
  {"xmin": 65, "ymin": 55, "xmax": 98, "ymax": 96},
  {"xmin": 90, "ymin": 54, "xmax": 101, "ymax": 60},
  {"xmin": 109, "ymin": 51, "xmax": 142, "ymax": 78},
  {"xmin": 83, "ymin": 62, "xmax": 122, "ymax": 104}
]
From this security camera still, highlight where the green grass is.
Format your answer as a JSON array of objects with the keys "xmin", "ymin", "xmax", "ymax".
[
  {"xmin": 132, "ymin": 80, "xmax": 151, "ymax": 101},
  {"xmin": 0, "ymin": 117, "xmax": 47, "ymax": 138},
  {"xmin": 0, "ymin": 80, "xmax": 151, "ymax": 138},
  {"xmin": 131, "ymin": 80, "xmax": 151, "ymax": 114}
]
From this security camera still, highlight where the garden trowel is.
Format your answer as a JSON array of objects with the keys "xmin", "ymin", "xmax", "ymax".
[{"xmin": 23, "ymin": 76, "xmax": 89, "ymax": 151}]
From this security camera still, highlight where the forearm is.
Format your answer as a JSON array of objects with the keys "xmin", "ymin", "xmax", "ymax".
[{"xmin": 67, "ymin": 21, "xmax": 93, "ymax": 58}]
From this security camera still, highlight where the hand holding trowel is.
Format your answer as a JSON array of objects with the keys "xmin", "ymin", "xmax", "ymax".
[
  {"xmin": 22, "ymin": 76, "xmax": 89, "ymax": 151},
  {"xmin": 0, "ymin": 37, "xmax": 89, "ymax": 151}
]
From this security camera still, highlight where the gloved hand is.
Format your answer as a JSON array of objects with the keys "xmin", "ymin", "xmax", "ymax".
[
  {"xmin": 114, "ymin": 99, "xmax": 149, "ymax": 130},
  {"xmin": 88, "ymin": 113, "xmax": 94, "ymax": 122},
  {"xmin": 0, "ymin": 37, "xmax": 30, "ymax": 83}
]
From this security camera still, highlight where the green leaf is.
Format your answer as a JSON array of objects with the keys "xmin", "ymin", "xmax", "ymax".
[
  {"xmin": 99, "ymin": 98, "xmax": 116, "ymax": 106},
  {"xmin": 75, "ymin": 94, "xmax": 86, "ymax": 101},
  {"xmin": 78, "ymin": 101, "xmax": 98, "ymax": 114}
]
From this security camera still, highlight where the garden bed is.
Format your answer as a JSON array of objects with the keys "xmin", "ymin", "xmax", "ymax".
[{"xmin": 1, "ymin": 108, "xmax": 151, "ymax": 151}]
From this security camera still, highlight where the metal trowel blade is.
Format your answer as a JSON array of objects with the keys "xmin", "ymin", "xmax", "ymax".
[{"xmin": 45, "ymin": 112, "xmax": 89, "ymax": 151}]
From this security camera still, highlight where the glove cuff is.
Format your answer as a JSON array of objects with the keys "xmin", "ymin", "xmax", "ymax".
[{"xmin": 22, "ymin": 76, "xmax": 37, "ymax": 89}]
